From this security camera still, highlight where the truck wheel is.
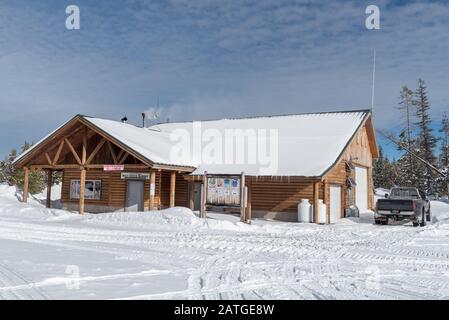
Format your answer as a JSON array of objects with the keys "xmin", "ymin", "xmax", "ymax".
[
  {"xmin": 420, "ymin": 209, "xmax": 426, "ymax": 227},
  {"xmin": 382, "ymin": 218, "xmax": 388, "ymax": 225}
]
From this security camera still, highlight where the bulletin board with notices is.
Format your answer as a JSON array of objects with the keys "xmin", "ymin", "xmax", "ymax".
[{"xmin": 206, "ymin": 176, "xmax": 241, "ymax": 206}]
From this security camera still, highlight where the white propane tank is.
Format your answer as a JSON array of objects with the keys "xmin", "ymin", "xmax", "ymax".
[
  {"xmin": 317, "ymin": 199, "xmax": 327, "ymax": 224},
  {"xmin": 298, "ymin": 199, "xmax": 311, "ymax": 223}
]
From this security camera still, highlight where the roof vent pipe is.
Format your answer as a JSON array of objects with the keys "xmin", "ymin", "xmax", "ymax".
[
  {"xmin": 121, "ymin": 116, "xmax": 128, "ymax": 124},
  {"xmin": 141, "ymin": 112, "xmax": 146, "ymax": 128}
]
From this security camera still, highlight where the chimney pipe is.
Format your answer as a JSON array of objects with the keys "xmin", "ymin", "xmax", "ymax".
[
  {"xmin": 121, "ymin": 116, "xmax": 128, "ymax": 124},
  {"xmin": 141, "ymin": 112, "xmax": 146, "ymax": 128}
]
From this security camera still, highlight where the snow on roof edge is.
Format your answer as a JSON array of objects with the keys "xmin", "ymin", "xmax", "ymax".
[
  {"xmin": 13, "ymin": 109, "xmax": 372, "ymax": 176},
  {"xmin": 151, "ymin": 108, "xmax": 371, "ymax": 127},
  {"xmin": 80, "ymin": 116, "xmax": 196, "ymax": 170},
  {"xmin": 12, "ymin": 116, "xmax": 77, "ymax": 166},
  {"xmin": 318, "ymin": 111, "xmax": 371, "ymax": 177}
]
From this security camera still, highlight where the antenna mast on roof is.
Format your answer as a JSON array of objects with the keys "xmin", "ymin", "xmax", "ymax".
[{"xmin": 371, "ymin": 49, "xmax": 376, "ymax": 115}]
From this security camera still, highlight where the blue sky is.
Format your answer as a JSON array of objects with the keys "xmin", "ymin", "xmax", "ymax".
[{"xmin": 0, "ymin": 0, "xmax": 448, "ymax": 159}]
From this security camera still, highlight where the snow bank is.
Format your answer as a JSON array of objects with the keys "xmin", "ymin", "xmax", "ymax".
[
  {"xmin": 430, "ymin": 201, "xmax": 449, "ymax": 223},
  {"xmin": 83, "ymin": 207, "xmax": 268, "ymax": 233},
  {"xmin": 0, "ymin": 183, "xmax": 20, "ymax": 199},
  {"xmin": 80, "ymin": 205, "xmax": 329, "ymax": 234},
  {"xmin": 0, "ymin": 183, "xmax": 76, "ymax": 221},
  {"xmin": 33, "ymin": 184, "xmax": 62, "ymax": 202},
  {"xmin": 3, "ymin": 182, "xmax": 449, "ymax": 236},
  {"xmin": 0, "ymin": 184, "xmax": 283, "ymax": 233}
]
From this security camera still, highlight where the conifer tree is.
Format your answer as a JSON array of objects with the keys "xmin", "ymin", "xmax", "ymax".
[
  {"xmin": 440, "ymin": 113, "xmax": 449, "ymax": 168},
  {"xmin": 373, "ymin": 147, "xmax": 387, "ymax": 188},
  {"xmin": 437, "ymin": 113, "xmax": 449, "ymax": 196},
  {"xmin": 0, "ymin": 148, "xmax": 18, "ymax": 185},
  {"xmin": 1, "ymin": 142, "xmax": 47, "ymax": 194},
  {"xmin": 414, "ymin": 79, "xmax": 437, "ymax": 193},
  {"xmin": 395, "ymin": 131, "xmax": 419, "ymax": 187},
  {"xmin": 396, "ymin": 86, "xmax": 416, "ymax": 183},
  {"xmin": 373, "ymin": 147, "xmax": 396, "ymax": 189}
]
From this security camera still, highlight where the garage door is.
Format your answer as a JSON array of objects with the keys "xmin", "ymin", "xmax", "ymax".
[
  {"xmin": 329, "ymin": 185, "xmax": 341, "ymax": 223},
  {"xmin": 355, "ymin": 166, "xmax": 368, "ymax": 212}
]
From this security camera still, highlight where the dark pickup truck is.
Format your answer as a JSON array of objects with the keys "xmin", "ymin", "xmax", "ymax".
[{"xmin": 375, "ymin": 187, "xmax": 431, "ymax": 227}]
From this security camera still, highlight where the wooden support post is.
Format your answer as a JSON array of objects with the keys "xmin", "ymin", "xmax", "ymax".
[
  {"xmin": 240, "ymin": 172, "xmax": 246, "ymax": 222},
  {"xmin": 149, "ymin": 171, "xmax": 156, "ymax": 210},
  {"xmin": 200, "ymin": 184, "xmax": 205, "ymax": 218},
  {"xmin": 367, "ymin": 167, "xmax": 373, "ymax": 210},
  {"xmin": 313, "ymin": 181, "xmax": 320, "ymax": 223},
  {"xmin": 200, "ymin": 172, "xmax": 207, "ymax": 218},
  {"xmin": 107, "ymin": 172, "xmax": 113, "ymax": 207},
  {"xmin": 79, "ymin": 168, "xmax": 86, "ymax": 215},
  {"xmin": 23, "ymin": 167, "xmax": 29, "ymax": 203},
  {"xmin": 323, "ymin": 180, "xmax": 329, "ymax": 224},
  {"xmin": 158, "ymin": 170, "xmax": 162, "ymax": 209},
  {"xmin": 169, "ymin": 171, "xmax": 176, "ymax": 208},
  {"xmin": 246, "ymin": 183, "xmax": 252, "ymax": 224},
  {"xmin": 188, "ymin": 180, "xmax": 195, "ymax": 210},
  {"xmin": 82, "ymin": 127, "xmax": 87, "ymax": 165},
  {"xmin": 46, "ymin": 170, "xmax": 52, "ymax": 208}
]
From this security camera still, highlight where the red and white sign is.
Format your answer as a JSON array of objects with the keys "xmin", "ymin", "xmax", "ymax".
[{"xmin": 103, "ymin": 165, "xmax": 125, "ymax": 172}]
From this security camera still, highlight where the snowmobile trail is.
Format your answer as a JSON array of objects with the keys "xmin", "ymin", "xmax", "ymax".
[
  {"xmin": 0, "ymin": 263, "xmax": 51, "ymax": 300},
  {"xmin": 1, "ymin": 185, "xmax": 449, "ymax": 299}
]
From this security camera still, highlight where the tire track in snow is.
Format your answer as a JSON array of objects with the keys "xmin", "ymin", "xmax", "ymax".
[
  {"xmin": 0, "ymin": 264, "xmax": 50, "ymax": 300},
  {"xmin": 3, "ymin": 209, "xmax": 449, "ymax": 299}
]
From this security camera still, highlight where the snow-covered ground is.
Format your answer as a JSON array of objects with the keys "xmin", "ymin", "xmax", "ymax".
[{"xmin": 1, "ymin": 184, "xmax": 449, "ymax": 300}]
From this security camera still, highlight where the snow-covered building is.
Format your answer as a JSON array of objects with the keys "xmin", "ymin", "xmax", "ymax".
[{"xmin": 13, "ymin": 109, "xmax": 378, "ymax": 223}]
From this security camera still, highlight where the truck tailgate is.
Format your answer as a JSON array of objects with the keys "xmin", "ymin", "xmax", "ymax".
[{"xmin": 377, "ymin": 199, "xmax": 415, "ymax": 212}]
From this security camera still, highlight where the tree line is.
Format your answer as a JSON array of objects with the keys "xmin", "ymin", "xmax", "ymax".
[
  {"xmin": 373, "ymin": 79, "xmax": 449, "ymax": 196},
  {"xmin": 0, "ymin": 142, "xmax": 61, "ymax": 194}
]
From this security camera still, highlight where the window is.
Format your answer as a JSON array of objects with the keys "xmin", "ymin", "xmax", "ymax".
[
  {"xmin": 70, "ymin": 180, "xmax": 102, "ymax": 200},
  {"xmin": 390, "ymin": 188, "xmax": 419, "ymax": 199}
]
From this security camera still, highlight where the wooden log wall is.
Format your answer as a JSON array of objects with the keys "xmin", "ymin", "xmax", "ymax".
[
  {"xmin": 175, "ymin": 174, "xmax": 188, "ymax": 207},
  {"xmin": 158, "ymin": 171, "xmax": 189, "ymax": 208},
  {"xmin": 325, "ymin": 122, "xmax": 375, "ymax": 211},
  {"xmin": 61, "ymin": 168, "xmax": 164, "ymax": 211},
  {"xmin": 62, "ymin": 169, "xmax": 111, "ymax": 206},
  {"xmin": 323, "ymin": 159, "xmax": 348, "ymax": 218},
  {"xmin": 159, "ymin": 171, "xmax": 171, "ymax": 207},
  {"xmin": 249, "ymin": 177, "xmax": 323, "ymax": 214}
]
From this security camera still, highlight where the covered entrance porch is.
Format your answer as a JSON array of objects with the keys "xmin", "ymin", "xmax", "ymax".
[{"xmin": 15, "ymin": 115, "xmax": 193, "ymax": 214}]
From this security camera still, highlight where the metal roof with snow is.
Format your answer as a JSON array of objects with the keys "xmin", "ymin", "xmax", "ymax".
[{"xmin": 13, "ymin": 110, "xmax": 376, "ymax": 177}]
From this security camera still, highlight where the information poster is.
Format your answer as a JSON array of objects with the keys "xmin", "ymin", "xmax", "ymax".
[{"xmin": 206, "ymin": 177, "xmax": 240, "ymax": 206}]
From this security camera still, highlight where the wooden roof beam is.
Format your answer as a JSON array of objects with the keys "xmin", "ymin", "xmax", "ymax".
[
  {"xmin": 107, "ymin": 141, "xmax": 118, "ymax": 164},
  {"xmin": 44, "ymin": 153, "xmax": 52, "ymax": 165},
  {"xmin": 86, "ymin": 138, "xmax": 106, "ymax": 165},
  {"xmin": 118, "ymin": 152, "xmax": 129, "ymax": 165},
  {"xmin": 64, "ymin": 138, "xmax": 82, "ymax": 165},
  {"xmin": 53, "ymin": 140, "xmax": 65, "ymax": 165}
]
